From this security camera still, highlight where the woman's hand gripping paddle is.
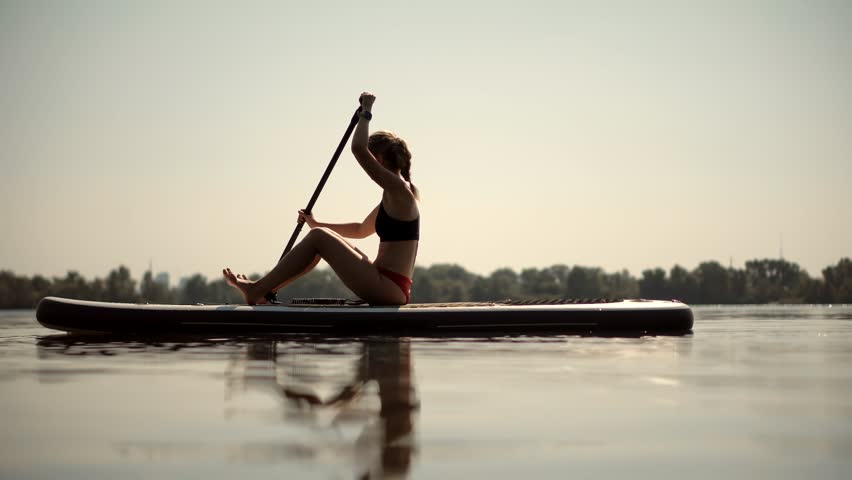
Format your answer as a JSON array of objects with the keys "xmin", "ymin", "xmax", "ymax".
[{"xmin": 264, "ymin": 103, "xmax": 364, "ymax": 303}]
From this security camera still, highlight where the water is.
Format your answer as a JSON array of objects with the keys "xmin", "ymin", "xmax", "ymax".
[{"xmin": 1, "ymin": 306, "xmax": 850, "ymax": 479}]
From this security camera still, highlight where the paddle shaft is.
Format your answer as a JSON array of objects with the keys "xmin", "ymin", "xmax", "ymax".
[
  {"xmin": 279, "ymin": 107, "xmax": 362, "ymax": 260},
  {"xmin": 264, "ymin": 106, "xmax": 361, "ymax": 303}
]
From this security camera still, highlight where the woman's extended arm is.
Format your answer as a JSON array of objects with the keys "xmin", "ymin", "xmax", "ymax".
[
  {"xmin": 350, "ymin": 93, "xmax": 409, "ymax": 192},
  {"xmin": 298, "ymin": 207, "xmax": 378, "ymax": 239}
]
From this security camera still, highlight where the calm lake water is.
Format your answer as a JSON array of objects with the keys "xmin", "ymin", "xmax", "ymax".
[{"xmin": 1, "ymin": 305, "xmax": 850, "ymax": 479}]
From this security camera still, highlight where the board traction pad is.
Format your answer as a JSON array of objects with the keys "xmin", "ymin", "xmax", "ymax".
[{"xmin": 287, "ymin": 298, "xmax": 625, "ymax": 308}]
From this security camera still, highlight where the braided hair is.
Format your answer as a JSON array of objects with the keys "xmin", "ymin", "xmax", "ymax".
[{"xmin": 368, "ymin": 131, "xmax": 419, "ymax": 199}]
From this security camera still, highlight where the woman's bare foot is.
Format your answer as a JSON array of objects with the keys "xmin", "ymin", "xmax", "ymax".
[{"xmin": 222, "ymin": 268, "xmax": 266, "ymax": 305}]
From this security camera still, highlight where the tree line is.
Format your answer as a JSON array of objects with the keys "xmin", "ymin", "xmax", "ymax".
[{"xmin": 1, "ymin": 257, "xmax": 850, "ymax": 309}]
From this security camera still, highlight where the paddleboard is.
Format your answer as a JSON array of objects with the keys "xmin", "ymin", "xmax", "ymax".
[{"xmin": 35, "ymin": 296, "xmax": 693, "ymax": 335}]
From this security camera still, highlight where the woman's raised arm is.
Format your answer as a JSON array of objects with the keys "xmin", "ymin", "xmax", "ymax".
[{"xmin": 350, "ymin": 92, "xmax": 409, "ymax": 193}]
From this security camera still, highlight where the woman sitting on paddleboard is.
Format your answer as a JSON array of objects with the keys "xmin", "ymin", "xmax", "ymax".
[{"xmin": 223, "ymin": 92, "xmax": 420, "ymax": 306}]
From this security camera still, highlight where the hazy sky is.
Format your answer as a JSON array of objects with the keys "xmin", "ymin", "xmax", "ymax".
[{"xmin": 2, "ymin": 0, "xmax": 850, "ymax": 283}]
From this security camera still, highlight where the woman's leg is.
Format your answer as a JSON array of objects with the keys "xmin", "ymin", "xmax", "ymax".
[
  {"xmin": 231, "ymin": 254, "xmax": 320, "ymax": 293},
  {"xmin": 223, "ymin": 227, "xmax": 405, "ymax": 305},
  {"xmin": 314, "ymin": 228, "xmax": 408, "ymax": 305},
  {"xmin": 270, "ymin": 255, "xmax": 321, "ymax": 293}
]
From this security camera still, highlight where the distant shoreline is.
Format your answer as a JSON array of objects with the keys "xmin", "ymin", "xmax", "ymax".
[{"xmin": 2, "ymin": 257, "xmax": 850, "ymax": 308}]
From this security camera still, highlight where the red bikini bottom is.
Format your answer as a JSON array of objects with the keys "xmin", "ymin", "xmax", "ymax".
[{"xmin": 377, "ymin": 267, "xmax": 413, "ymax": 304}]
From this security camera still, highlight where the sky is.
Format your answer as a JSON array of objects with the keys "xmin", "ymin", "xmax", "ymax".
[{"xmin": 1, "ymin": 0, "xmax": 851, "ymax": 284}]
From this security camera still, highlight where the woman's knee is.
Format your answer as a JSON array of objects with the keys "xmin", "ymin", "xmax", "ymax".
[{"xmin": 306, "ymin": 227, "xmax": 334, "ymax": 244}]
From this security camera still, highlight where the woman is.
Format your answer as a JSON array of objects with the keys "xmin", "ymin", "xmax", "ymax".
[{"xmin": 223, "ymin": 92, "xmax": 420, "ymax": 306}]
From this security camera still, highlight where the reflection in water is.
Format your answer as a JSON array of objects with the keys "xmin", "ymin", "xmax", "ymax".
[
  {"xmin": 37, "ymin": 335, "xmax": 419, "ymax": 479},
  {"xmin": 232, "ymin": 339, "xmax": 418, "ymax": 478},
  {"xmin": 21, "ymin": 307, "xmax": 852, "ymax": 479}
]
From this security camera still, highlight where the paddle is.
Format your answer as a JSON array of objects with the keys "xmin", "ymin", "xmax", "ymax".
[{"xmin": 264, "ymin": 103, "xmax": 363, "ymax": 303}]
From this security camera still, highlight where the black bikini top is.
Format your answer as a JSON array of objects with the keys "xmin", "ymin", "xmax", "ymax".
[{"xmin": 375, "ymin": 202, "xmax": 420, "ymax": 242}]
